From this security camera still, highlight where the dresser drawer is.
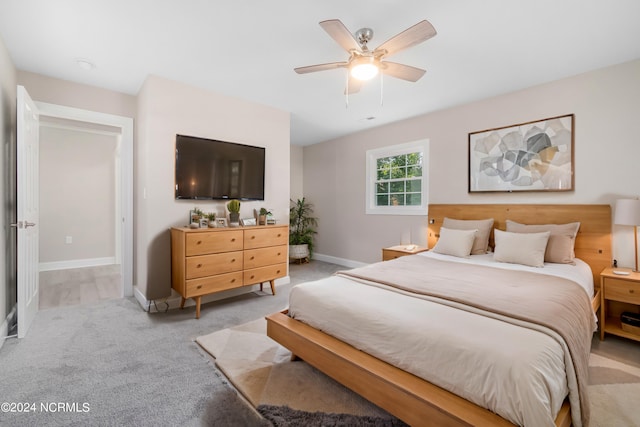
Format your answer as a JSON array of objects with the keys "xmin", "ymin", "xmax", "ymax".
[
  {"xmin": 185, "ymin": 230, "xmax": 243, "ymax": 256},
  {"xmin": 244, "ymin": 227, "xmax": 288, "ymax": 250},
  {"xmin": 604, "ymin": 278, "xmax": 640, "ymax": 304},
  {"xmin": 185, "ymin": 251, "xmax": 243, "ymax": 279},
  {"xmin": 244, "ymin": 263, "xmax": 287, "ymax": 285},
  {"xmin": 185, "ymin": 271, "xmax": 243, "ymax": 297},
  {"xmin": 244, "ymin": 245, "xmax": 287, "ymax": 269}
]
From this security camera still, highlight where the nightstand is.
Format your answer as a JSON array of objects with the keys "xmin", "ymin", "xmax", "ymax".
[
  {"xmin": 600, "ymin": 267, "xmax": 640, "ymax": 342},
  {"xmin": 382, "ymin": 245, "xmax": 429, "ymax": 261}
]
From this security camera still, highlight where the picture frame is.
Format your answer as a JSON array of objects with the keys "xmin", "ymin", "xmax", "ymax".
[
  {"xmin": 240, "ymin": 218, "xmax": 257, "ymax": 226},
  {"xmin": 189, "ymin": 210, "xmax": 201, "ymax": 227},
  {"xmin": 216, "ymin": 218, "xmax": 228, "ymax": 228},
  {"xmin": 199, "ymin": 218, "xmax": 208, "ymax": 228},
  {"xmin": 468, "ymin": 114, "xmax": 574, "ymax": 193}
]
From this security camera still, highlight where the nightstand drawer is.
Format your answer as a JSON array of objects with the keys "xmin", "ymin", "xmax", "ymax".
[{"xmin": 604, "ymin": 278, "xmax": 640, "ymax": 304}]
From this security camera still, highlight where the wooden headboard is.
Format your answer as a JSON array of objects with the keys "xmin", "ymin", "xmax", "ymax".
[{"xmin": 427, "ymin": 204, "xmax": 612, "ymax": 286}]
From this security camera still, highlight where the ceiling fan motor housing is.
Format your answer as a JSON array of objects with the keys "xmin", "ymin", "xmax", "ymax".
[{"xmin": 355, "ymin": 28, "xmax": 374, "ymax": 48}]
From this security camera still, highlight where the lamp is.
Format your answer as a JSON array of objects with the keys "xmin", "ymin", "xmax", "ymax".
[
  {"xmin": 614, "ymin": 198, "xmax": 640, "ymax": 271},
  {"xmin": 350, "ymin": 56, "xmax": 379, "ymax": 81}
]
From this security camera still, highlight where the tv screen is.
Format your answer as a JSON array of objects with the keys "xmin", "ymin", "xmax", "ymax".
[{"xmin": 175, "ymin": 134, "xmax": 265, "ymax": 200}]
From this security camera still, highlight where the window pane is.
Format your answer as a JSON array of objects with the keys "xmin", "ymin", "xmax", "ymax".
[
  {"xmin": 376, "ymin": 182, "xmax": 388, "ymax": 194},
  {"xmin": 407, "ymin": 165, "xmax": 422, "ymax": 178},
  {"xmin": 406, "ymin": 193, "xmax": 421, "ymax": 206},
  {"xmin": 390, "ymin": 194, "xmax": 405, "ymax": 206},
  {"xmin": 390, "ymin": 181, "xmax": 405, "ymax": 193},
  {"xmin": 377, "ymin": 169, "xmax": 390, "ymax": 180},
  {"xmin": 391, "ymin": 167, "xmax": 406, "ymax": 179},
  {"xmin": 376, "ymin": 195, "xmax": 389, "ymax": 206},
  {"xmin": 406, "ymin": 179, "xmax": 421, "ymax": 192},
  {"xmin": 390, "ymin": 155, "xmax": 406, "ymax": 167},
  {"xmin": 407, "ymin": 152, "xmax": 421, "ymax": 166}
]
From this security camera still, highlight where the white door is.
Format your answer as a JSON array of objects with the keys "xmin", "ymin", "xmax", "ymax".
[{"xmin": 16, "ymin": 85, "xmax": 39, "ymax": 338}]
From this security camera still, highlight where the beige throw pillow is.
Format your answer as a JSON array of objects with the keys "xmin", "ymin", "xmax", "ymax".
[
  {"xmin": 494, "ymin": 229, "xmax": 550, "ymax": 268},
  {"xmin": 432, "ymin": 227, "xmax": 477, "ymax": 258},
  {"xmin": 505, "ymin": 220, "xmax": 580, "ymax": 264},
  {"xmin": 442, "ymin": 217, "xmax": 494, "ymax": 255}
]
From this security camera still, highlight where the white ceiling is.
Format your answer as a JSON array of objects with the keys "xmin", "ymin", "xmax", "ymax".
[{"xmin": 1, "ymin": 1, "xmax": 639, "ymax": 146}]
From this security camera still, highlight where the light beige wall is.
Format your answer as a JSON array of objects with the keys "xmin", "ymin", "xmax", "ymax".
[
  {"xmin": 304, "ymin": 59, "xmax": 640, "ymax": 266},
  {"xmin": 290, "ymin": 145, "xmax": 304, "ymax": 202},
  {"xmin": 39, "ymin": 126, "xmax": 116, "ymax": 264},
  {"xmin": 136, "ymin": 75, "xmax": 290, "ymax": 300},
  {"xmin": 17, "ymin": 71, "xmax": 136, "ymax": 119},
  {"xmin": 0, "ymin": 35, "xmax": 16, "ymax": 342}
]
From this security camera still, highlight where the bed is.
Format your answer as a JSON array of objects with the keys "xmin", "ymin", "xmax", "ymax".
[{"xmin": 266, "ymin": 204, "xmax": 611, "ymax": 427}]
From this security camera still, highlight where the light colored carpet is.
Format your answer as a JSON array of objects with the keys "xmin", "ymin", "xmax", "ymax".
[{"xmin": 198, "ymin": 318, "xmax": 640, "ymax": 427}]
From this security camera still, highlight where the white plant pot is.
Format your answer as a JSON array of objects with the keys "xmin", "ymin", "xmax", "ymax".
[{"xmin": 289, "ymin": 244, "xmax": 309, "ymax": 260}]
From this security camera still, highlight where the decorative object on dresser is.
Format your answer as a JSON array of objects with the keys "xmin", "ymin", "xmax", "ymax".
[
  {"xmin": 613, "ymin": 198, "xmax": 640, "ymax": 272},
  {"xmin": 468, "ymin": 114, "xmax": 574, "ymax": 193},
  {"xmin": 189, "ymin": 207, "xmax": 204, "ymax": 228},
  {"xmin": 227, "ymin": 199, "xmax": 241, "ymax": 227},
  {"xmin": 382, "ymin": 244, "xmax": 428, "ymax": 261},
  {"xmin": 206, "ymin": 212, "xmax": 216, "ymax": 228},
  {"xmin": 289, "ymin": 197, "xmax": 317, "ymax": 263},
  {"xmin": 171, "ymin": 225, "xmax": 288, "ymax": 319},
  {"xmin": 600, "ymin": 267, "xmax": 640, "ymax": 342},
  {"xmin": 258, "ymin": 207, "xmax": 271, "ymax": 225}
]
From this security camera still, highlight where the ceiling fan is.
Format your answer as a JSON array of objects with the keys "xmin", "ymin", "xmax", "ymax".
[{"xmin": 294, "ymin": 19, "xmax": 437, "ymax": 94}]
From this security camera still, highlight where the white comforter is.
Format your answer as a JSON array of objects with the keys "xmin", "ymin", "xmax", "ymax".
[{"xmin": 288, "ymin": 252, "xmax": 594, "ymax": 427}]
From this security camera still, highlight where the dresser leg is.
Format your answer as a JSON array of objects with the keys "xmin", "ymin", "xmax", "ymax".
[
  {"xmin": 180, "ymin": 297, "xmax": 186, "ymax": 309},
  {"xmin": 195, "ymin": 296, "xmax": 201, "ymax": 319},
  {"xmin": 269, "ymin": 279, "xmax": 276, "ymax": 295},
  {"xmin": 260, "ymin": 282, "xmax": 264, "ymax": 292}
]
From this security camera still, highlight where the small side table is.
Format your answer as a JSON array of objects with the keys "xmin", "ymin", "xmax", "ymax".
[
  {"xmin": 600, "ymin": 267, "xmax": 640, "ymax": 342},
  {"xmin": 382, "ymin": 245, "xmax": 429, "ymax": 261}
]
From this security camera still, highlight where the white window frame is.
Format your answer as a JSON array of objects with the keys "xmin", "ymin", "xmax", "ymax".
[{"xmin": 365, "ymin": 139, "xmax": 429, "ymax": 215}]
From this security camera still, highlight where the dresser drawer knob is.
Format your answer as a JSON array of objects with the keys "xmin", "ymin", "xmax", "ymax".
[
  {"xmin": 277, "ymin": 270, "xmax": 281, "ymax": 274},
  {"xmin": 231, "ymin": 258, "xmax": 236, "ymax": 263},
  {"xmin": 251, "ymin": 236, "xmax": 256, "ymax": 240},
  {"xmin": 197, "ymin": 240, "xmax": 202, "ymax": 245},
  {"xmin": 231, "ymin": 278, "xmax": 236, "ymax": 283},
  {"xmin": 631, "ymin": 290, "xmax": 635, "ymax": 294},
  {"xmin": 197, "ymin": 285, "xmax": 202, "ymax": 290},
  {"xmin": 196, "ymin": 263, "xmax": 202, "ymax": 268},
  {"xmin": 277, "ymin": 252, "xmax": 281, "ymax": 256},
  {"xmin": 231, "ymin": 238, "xmax": 236, "ymax": 242},
  {"xmin": 250, "ymin": 275, "xmax": 255, "ymax": 279},
  {"xmin": 250, "ymin": 256, "xmax": 255, "ymax": 260},
  {"xmin": 277, "ymin": 233, "xmax": 281, "ymax": 237}
]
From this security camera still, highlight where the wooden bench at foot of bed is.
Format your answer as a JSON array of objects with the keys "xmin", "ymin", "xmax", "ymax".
[{"xmin": 266, "ymin": 310, "xmax": 572, "ymax": 427}]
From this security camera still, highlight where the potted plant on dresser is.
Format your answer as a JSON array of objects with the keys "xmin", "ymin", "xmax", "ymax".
[
  {"xmin": 227, "ymin": 199, "xmax": 241, "ymax": 227},
  {"xmin": 289, "ymin": 197, "xmax": 317, "ymax": 263}
]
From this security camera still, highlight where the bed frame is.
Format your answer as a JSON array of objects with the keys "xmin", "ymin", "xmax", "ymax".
[{"xmin": 266, "ymin": 204, "xmax": 611, "ymax": 427}]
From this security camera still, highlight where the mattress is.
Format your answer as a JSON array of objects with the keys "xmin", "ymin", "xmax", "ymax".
[{"xmin": 288, "ymin": 253, "xmax": 595, "ymax": 427}]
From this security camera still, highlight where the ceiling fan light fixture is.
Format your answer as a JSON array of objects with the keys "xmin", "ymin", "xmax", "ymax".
[{"xmin": 350, "ymin": 56, "xmax": 379, "ymax": 81}]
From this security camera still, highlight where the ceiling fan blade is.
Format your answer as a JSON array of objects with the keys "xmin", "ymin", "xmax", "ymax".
[
  {"xmin": 319, "ymin": 19, "xmax": 361, "ymax": 53},
  {"xmin": 373, "ymin": 20, "xmax": 437, "ymax": 58},
  {"xmin": 294, "ymin": 62, "xmax": 348, "ymax": 74},
  {"xmin": 344, "ymin": 75, "xmax": 363, "ymax": 94},
  {"xmin": 381, "ymin": 62, "xmax": 426, "ymax": 82}
]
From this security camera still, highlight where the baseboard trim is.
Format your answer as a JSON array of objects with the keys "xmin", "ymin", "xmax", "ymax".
[
  {"xmin": 312, "ymin": 253, "xmax": 369, "ymax": 269},
  {"xmin": 134, "ymin": 276, "xmax": 291, "ymax": 314},
  {"xmin": 39, "ymin": 257, "xmax": 117, "ymax": 272}
]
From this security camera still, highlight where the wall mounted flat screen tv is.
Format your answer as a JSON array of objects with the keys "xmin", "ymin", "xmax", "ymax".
[{"xmin": 175, "ymin": 134, "xmax": 265, "ymax": 200}]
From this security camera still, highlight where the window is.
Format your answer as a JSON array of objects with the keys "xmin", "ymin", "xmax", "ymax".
[{"xmin": 366, "ymin": 139, "xmax": 429, "ymax": 215}]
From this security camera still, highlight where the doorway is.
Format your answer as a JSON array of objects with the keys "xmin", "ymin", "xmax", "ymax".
[{"xmin": 34, "ymin": 102, "xmax": 133, "ymax": 299}]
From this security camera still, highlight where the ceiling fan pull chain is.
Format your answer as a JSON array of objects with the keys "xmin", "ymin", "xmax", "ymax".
[{"xmin": 380, "ymin": 73, "xmax": 384, "ymax": 107}]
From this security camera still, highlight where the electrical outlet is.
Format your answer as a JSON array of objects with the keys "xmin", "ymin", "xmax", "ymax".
[{"xmin": 65, "ymin": 236, "xmax": 72, "ymax": 244}]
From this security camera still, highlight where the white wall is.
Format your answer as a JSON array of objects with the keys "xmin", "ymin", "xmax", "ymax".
[
  {"xmin": 39, "ymin": 125, "xmax": 117, "ymax": 266},
  {"xmin": 290, "ymin": 145, "xmax": 304, "ymax": 202},
  {"xmin": 303, "ymin": 59, "xmax": 640, "ymax": 267},
  {"xmin": 136, "ymin": 75, "xmax": 290, "ymax": 300},
  {"xmin": 0, "ymin": 34, "xmax": 16, "ymax": 346}
]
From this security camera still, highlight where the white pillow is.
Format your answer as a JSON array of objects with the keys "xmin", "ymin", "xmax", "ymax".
[
  {"xmin": 493, "ymin": 229, "xmax": 550, "ymax": 268},
  {"xmin": 432, "ymin": 227, "xmax": 477, "ymax": 258}
]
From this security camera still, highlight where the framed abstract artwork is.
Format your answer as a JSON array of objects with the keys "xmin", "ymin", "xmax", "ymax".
[{"xmin": 468, "ymin": 114, "xmax": 574, "ymax": 193}]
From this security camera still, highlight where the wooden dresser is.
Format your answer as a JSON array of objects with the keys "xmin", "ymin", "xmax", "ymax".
[{"xmin": 171, "ymin": 225, "xmax": 288, "ymax": 318}]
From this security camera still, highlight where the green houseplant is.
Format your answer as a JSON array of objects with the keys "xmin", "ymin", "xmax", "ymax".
[
  {"xmin": 289, "ymin": 197, "xmax": 317, "ymax": 262},
  {"xmin": 227, "ymin": 199, "xmax": 241, "ymax": 226},
  {"xmin": 206, "ymin": 212, "xmax": 216, "ymax": 228},
  {"xmin": 258, "ymin": 207, "xmax": 271, "ymax": 225}
]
